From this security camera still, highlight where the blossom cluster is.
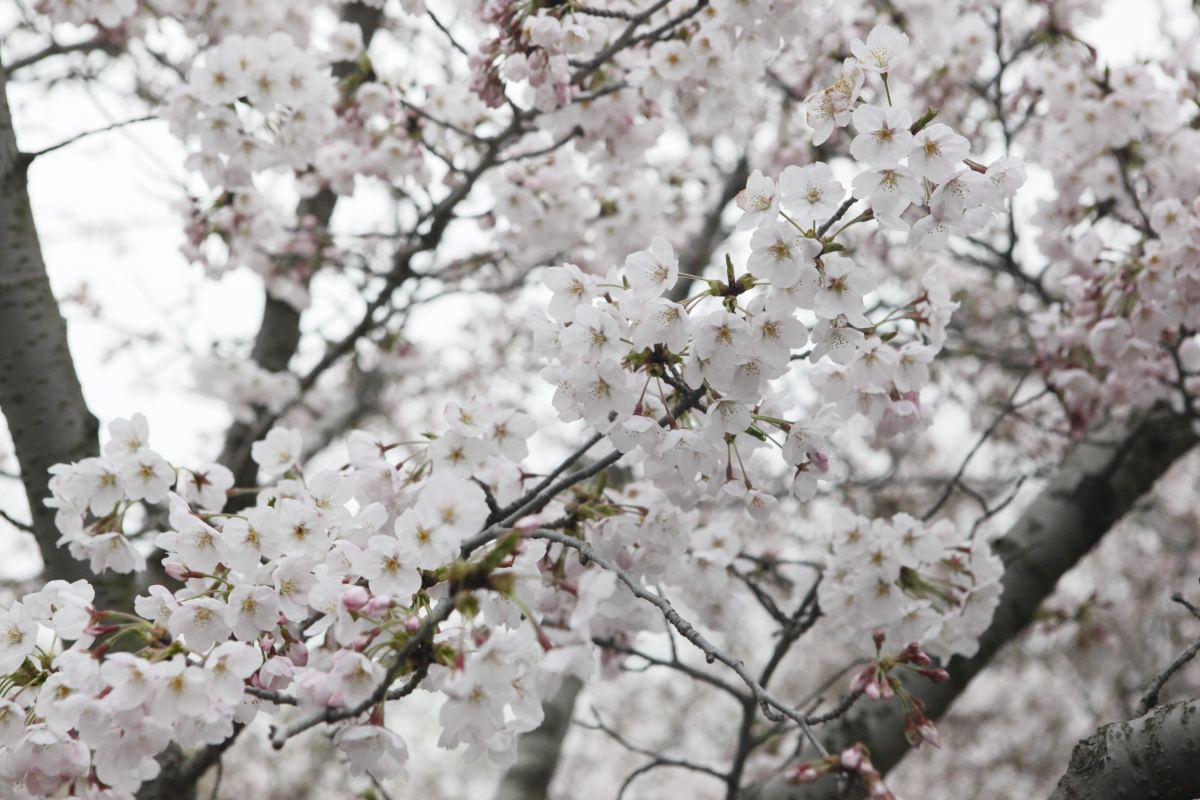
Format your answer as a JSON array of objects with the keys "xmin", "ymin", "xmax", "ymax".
[
  {"xmin": 533, "ymin": 24, "xmax": 1026, "ymax": 517},
  {"xmin": 1023, "ymin": 52, "xmax": 1200, "ymax": 431},
  {"xmin": 803, "ymin": 37, "xmax": 1024, "ymax": 246},
  {"xmin": 156, "ymin": 0, "xmax": 329, "ymax": 43},
  {"xmin": 162, "ymin": 33, "xmax": 340, "ymax": 189},
  {"xmin": 474, "ymin": 2, "xmax": 589, "ymax": 111},
  {"xmin": 2, "ymin": 14, "xmax": 1040, "ymax": 795},
  {"xmin": 819, "ymin": 510, "xmax": 1003, "ymax": 659},
  {"xmin": 18, "ymin": 407, "xmax": 573, "ymax": 795},
  {"xmin": 851, "ymin": 633, "xmax": 948, "ymax": 748}
]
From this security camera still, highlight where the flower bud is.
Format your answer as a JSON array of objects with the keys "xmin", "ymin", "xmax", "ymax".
[
  {"xmin": 785, "ymin": 764, "xmax": 820, "ymax": 784},
  {"xmin": 850, "ymin": 665, "xmax": 875, "ymax": 693},
  {"xmin": 919, "ymin": 667, "xmax": 950, "ymax": 684},
  {"xmin": 342, "ymin": 586, "xmax": 370, "ymax": 611},
  {"xmin": 899, "ymin": 641, "xmax": 931, "ymax": 665},
  {"xmin": 287, "ymin": 641, "xmax": 309, "ymax": 667},
  {"xmin": 365, "ymin": 595, "xmax": 393, "ymax": 616}
]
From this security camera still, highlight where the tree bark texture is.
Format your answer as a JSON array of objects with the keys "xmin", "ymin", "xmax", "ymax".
[
  {"xmin": 1049, "ymin": 698, "xmax": 1200, "ymax": 800},
  {"xmin": 0, "ymin": 59, "xmax": 100, "ymax": 585}
]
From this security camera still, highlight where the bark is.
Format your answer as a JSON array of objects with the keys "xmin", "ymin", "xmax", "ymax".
[
  {"xmin": 493, "ymin": 677, "xmax": 583, "ymax": 800},
  {"xmin": 1049, "ymin": 698, "xmax": 1200, "ymax": 800},
  {"xmin": 0, "ymin": 59, "xmax": 101, "ymax": 585},
  {"xmin": 752, "ymin": 410, "xmax": 1198, "ymax": 800}
]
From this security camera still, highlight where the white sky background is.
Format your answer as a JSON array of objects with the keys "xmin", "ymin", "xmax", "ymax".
[{"xmin": 0, "ymin": 0, "xmax": 1193, "ymax": 577}]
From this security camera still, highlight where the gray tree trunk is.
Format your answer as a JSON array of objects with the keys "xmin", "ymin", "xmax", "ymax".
[
  {"xmin": 493, "ymin": 677, "xmax": 583, "ymax": 800},
  {"xmin": 1049, "ymin": 697, "xmax": 1200, "ymax": 800},
  {"xmin": 0, "ymin": 59, "xmax": 102, "ymax": 587}
]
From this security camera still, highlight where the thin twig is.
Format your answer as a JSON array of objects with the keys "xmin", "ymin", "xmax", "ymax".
[
  {"xmin": 0, "ymin": 507, "xmax": 32, "ymax": 533},
  {"xmin": 26, "ymin": 115, "xmax": 157, "ymax": 159},
  {"xmin": 269, "ymin": 598, "xmax": 454, "ymax": 748},
  {"xmin": 1172, "ymin": 592, "xmax": 1200, "ymax": 621},
  {"xmin": 1135, "ymin": 637, "xmax": 1200, "ymax": 716},
  {"xmin": 592, "ymin": 636, "xmax": 749, "ymax": 701},
  {"xmin": 530, "ymin": 529, "xmax": 828, "ymax": 757},
  {"xmin": 922, "ymin": 373, "xmax": 1032, "ymax": 521},
  {"xmin": 579, "ymin": 708, "xmax": 726, "ymax": 798},
  {"xmin": 426, "ymin": 9, "xmax": 471, "ymax": 57}
]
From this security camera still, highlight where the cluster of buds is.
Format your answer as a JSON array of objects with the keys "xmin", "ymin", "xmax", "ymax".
[
  {"xmin": 786, "ymin": 743, "xmax": 897, "ymax": 799},
  {"xmin": 849, "ymin": 630, "xmax": 948, "ymax": 748},
  {"xmin": 472, "ymin": 0, "xmax": 584, "ymax": 110}
]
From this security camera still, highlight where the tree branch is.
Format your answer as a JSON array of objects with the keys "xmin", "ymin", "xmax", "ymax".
[
  {"xmin": 530, "ymin": 529, "xmax": 828, "ymax": 757},
  {"xmin": 1134, "ymin": 635, "xmax": 1200, "ymax": 717},
  {"xmin": 1049, "ymin": 698, "xmax": 1200, "ymax": 800},
  {"xmin": 7, "ymin": 34, "xmax": 121, "ymax": 72}
]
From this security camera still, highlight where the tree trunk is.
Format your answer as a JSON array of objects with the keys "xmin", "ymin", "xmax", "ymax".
[
  {"xmin": 751, "ymin": 411, "xmax": 1198, "ymax": 799},
  {"xmin": 0, "ymin": 58, "xmax": 101, "ymax": 586},
  {"xmin": 1049, "ymin": 698, "xmax": 1200, "ymax": 800},
  {"xmin": 493, "ymin": 677, "xmax": 582, "ymax": 800}
]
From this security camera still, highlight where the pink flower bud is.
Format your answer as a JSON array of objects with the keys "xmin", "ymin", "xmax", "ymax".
[
  {"xmin": 259, "ymin": 656, "xmax": 294, "ymax": 690},
  {"xmin": 287, "ymin": 641, "xmax": 308, "ymax": 667},
  {"xmin": 365, "ymin": 595, "xmax": 392, "ymax": 616},
  {"xmin": 919, "ymin": 667, "xmax": 950, "ymax": 684},
  {"xmin": 899, "ymin": 641, "xmax": 931, "ymax": 665},
  {"xmin": 163, "ymin": 560, "xmax": 188, "ymax": 580},
  {"xmin": 404, "ymin": 615, "xmax": 421, "ymax": 633},
  {"xmin": 342, "ymin": 586, "xmax": 370, "ymax": 611},
  {"xmin": 850, "ymin": 665, "xmax": 875, "ymax": 693},
  {"xmin": 785, "ymin": 764, "xmax": 820, "ymax": 784}
]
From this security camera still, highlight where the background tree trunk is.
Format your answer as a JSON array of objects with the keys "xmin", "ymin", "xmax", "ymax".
[{"xmin": 493, "ymin": 677, "xmax": 583, "ymax": 800}]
